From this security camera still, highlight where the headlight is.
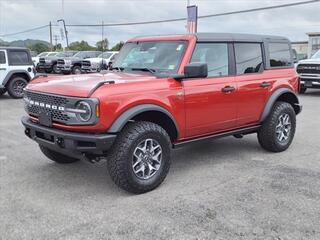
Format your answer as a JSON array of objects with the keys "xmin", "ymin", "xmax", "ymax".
[{"xmin": 75, "ymin": 101, "xmax": 92, "ymax": 122}]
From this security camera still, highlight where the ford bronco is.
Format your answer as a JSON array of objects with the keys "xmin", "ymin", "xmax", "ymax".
[{"xmin": 22, "ymin": 33, "xmax": 302, "ymax": 193}]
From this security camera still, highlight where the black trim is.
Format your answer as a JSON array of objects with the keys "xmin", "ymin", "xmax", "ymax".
[
  {"xmin": 3, "ymin": 70, "xmax": 32, "ymax": 86},
  {"xmin": 22, "ymin": 116, "xmax": 116, "ymax": 155},
  {"xmin": 174, "ymin": 125, "xmax": 261, "ymax": 148}
]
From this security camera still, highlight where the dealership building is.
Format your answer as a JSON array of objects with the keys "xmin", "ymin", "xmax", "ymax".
[{"xmin": 292, "ymin": 32, "xmax": 320, "ymax": 59}]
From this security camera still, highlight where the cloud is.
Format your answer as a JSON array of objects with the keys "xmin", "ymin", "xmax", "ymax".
[{"xmin": 0, "ymin": 0, "xmax": 320, "ymax": 47}]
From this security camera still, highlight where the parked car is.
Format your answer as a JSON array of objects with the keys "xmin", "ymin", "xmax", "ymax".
[
  {"xmin": 0, "ymin": 47, "xmax": 35, "ymax": 98},
  {"xmin": 22, "ymin": 33, "xmax": 301, "ymax": 193},
  {"xmin": 32, "ymin": 52, "xmax": 57, "ymax": 67},
  {"xmin": 81, "ymin": 51, "xmax": 118, "ymax": 73},
  {"xmin": 296, "ymin": 49, "xmax": 320, "ymax": 93},
  {"xmin": 38, "ymin": 51, "xmax": 78, "ymax": 74},
  {"xmin": 57, "ymin": 51, "xmax": 102, "ymax": 74}
]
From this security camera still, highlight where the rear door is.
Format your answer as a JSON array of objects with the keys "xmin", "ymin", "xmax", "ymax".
[
  {"xmin": 233, "ymin": 42, "xmax": 271, "ymax": 126},
  {"xmin": 0, "ymin": 50, "xmax": 9, "ymax": 85},
  {"xmin": 183, "ymin": 42, "xmax": 238, "ymax": 137}
]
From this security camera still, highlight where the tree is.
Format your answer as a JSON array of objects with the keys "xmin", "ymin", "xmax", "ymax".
[
  {"xmin": 28, "ymin": 42, "xmax": 50, "ymax": 54},
  {"xmin": 53, "ymin": 43, "xmax": 63, "ymax": 51},
  {"xmin": 96, "ymin": 38, "xmax": 109, "ymax": 51},
  {"xmin": 68, "ymin": 41, "xmax": 96, "ymax": 51},
  {"xmin": 110, "ymin": 41, "xmax": 124, "ymax": 51}
]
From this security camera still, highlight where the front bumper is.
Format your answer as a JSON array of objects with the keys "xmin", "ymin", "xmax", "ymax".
[
  {"xmin": 22, "ymin": 116, "xmax": 116, "ymax": 158},
  {"xmin": 37, "ymin": 63, "xmax": 52, "ymax": 71}
]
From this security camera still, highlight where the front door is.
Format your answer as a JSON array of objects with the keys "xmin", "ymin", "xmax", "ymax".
[
  {"xmin": 183, "ymin": 42, "xmax": 238, "ymax": 138},
  {"xmin": 0, "ymin": 50, "xmax": 8, "ymax": 85}
]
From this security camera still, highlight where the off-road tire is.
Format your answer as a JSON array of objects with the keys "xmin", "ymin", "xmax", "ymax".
[
  {"xmin": 72, "ymin": 66, "xmax": 82, "ymax": 75},
  {"xmin": 0, "ymin": 89, "xmax": 7, "ymax": 96},
  {"xmin": 7, "ymin": 76, "xmax": 28, "ymax": 99},
  {"xmin": 45, "ymin": 69, "xmax": 52, "ymax": 74},
  {"xmin": 39, "ymin": 145, "xmax": 80, "ymax": 164},
  {"xmin": 107, "ymin": 121, "xmax": 171, "ymax": 194},
  {"xmin": 52, "ymin": 64, "xmax": 61, "ymax": 74},
  {"xmin": 258, "ymin": 101, "xmax": 296, "ymax": 152},
  {"xmin": 299, "ymin": 87, "xmax": 307, "ymax": 94}
]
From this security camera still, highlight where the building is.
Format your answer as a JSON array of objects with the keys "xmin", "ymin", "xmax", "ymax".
[{"xmin": 306, "ymin": 32, "xmax": 320, "ymax": 58}]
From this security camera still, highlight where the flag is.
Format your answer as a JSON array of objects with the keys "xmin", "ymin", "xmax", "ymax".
[{"xmin": 187, "ymin": 5, "xmax": 198, "ymax": 33}]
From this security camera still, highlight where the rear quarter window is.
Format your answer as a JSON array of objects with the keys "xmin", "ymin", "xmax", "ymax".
[
  {"xmin": 0, "ymin": 51, "xmax": 6, "ymax": 64},
  {"xmin": 8, "ymin": 50, "xmax": 30, "ymax": 65},
  {"xmin": 269, "ymin": 42, "xmax": 292, "ymax": 67}
]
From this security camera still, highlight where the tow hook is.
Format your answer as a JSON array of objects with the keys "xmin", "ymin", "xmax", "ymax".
[
  {"xmin": 56, "ymin": 137, "xmax": 65, "ymax": 148},
  {"xmin": 25, "ymin": 128, "xmax": 31, "ymax": 138}
]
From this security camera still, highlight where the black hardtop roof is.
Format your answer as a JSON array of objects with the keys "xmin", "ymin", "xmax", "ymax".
[{"xmin": 195, "ymin": 32, "xmax": 290, "ymax": 42}]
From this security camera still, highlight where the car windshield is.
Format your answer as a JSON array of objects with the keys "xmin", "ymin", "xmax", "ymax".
[
  {"xmin": 112, "ymin": 41, "xmax": 187, "ymax": 73},
  {"xmin": 48, "ymin": 52, "xmax": 57, "ymax": 56},
  {"xmin": 37, "ymin": 52, "xmax": 48, "ymax": 57},
  {"xmin": 99, "ymin": 52, "xmax": 113, "ymax": 59},
  {"xmin": 311, "ymin": 50, "xmax": 320, "ymax": 59},
  {"xmin": 56, "ymin": 51, "xmax": 77, "ymax": 57}
]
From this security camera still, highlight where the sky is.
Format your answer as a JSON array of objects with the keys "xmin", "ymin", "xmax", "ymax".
[{"xmin": 0, "ymin": 0, "xmax": 320, "ymax": 48}]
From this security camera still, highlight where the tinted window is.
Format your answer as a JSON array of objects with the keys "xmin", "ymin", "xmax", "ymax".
[
  {"xmin": 235, "ymin": 43, "xmax": 263, "ymax": 74},
  {"xmin": 0, "ymin": 51, "xmax": 6, "ymax": 64},
  {"xmin": 191, "ymin": 43, "xmax": 229, "ymax": 77},
  {"xmin": 269, "ymin": 43, "xmax": 292, "ymax": 67},
  {"xmin": 8, "ymin": 50, "xmax": 29, "ymax": 65}
]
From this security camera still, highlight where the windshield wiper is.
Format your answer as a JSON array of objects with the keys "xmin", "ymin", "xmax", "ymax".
[{"xmin": 130, "ymin": 67, "xmax": 156, "ymax": 74}]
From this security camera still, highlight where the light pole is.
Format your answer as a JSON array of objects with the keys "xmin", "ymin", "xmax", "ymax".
[{"xmin": 57, "ymin": 19, "xmax": 69, "ymax": 48}]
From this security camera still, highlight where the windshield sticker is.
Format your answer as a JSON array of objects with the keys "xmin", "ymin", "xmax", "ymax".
[{"xmin": 176, "ymin": 44, "xmax": 183, "ymax": 51}]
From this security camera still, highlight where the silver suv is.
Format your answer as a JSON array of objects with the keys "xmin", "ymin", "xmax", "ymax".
[{"xmin": 0, "ymin": 47, "xmax": 35, "ymax": 98}]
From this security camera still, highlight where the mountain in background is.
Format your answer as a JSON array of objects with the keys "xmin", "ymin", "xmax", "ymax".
[{"xmin": 0, "ymin": 38, "xmax": 50, "ymax": 47}]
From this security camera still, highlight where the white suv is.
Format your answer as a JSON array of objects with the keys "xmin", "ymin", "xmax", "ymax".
[
  {"xmin": 0, "ymin": 47, "xmax": 35, "ymax": 98},
  {"xmin": 81, "ymin": 51, "xmax": 118, "ymax": 73}
]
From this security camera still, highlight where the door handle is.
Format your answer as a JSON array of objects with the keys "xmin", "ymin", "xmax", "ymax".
[
  {"xmin": 260, "ymin": 82, "xmax": 271, "ymax": 88},
  {"xmin": 221, "ymin": 86, "xmax": 236, "ymax": 93}
]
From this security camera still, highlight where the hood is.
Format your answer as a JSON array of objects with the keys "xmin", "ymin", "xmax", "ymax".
[
  {"xmin": 298, "ymin": 58, "xmax": 320, "ymax": 65},
  {"xmin": 26, "ymin": 71, "xmax": 158, "ymax": 98},
  {"xmin": 83, "ymin": 57, "xmax": 104, "ymax": 62},
  {"xmin": 62, "ymin": 57, "xmax": 81, "ymax": 61}
]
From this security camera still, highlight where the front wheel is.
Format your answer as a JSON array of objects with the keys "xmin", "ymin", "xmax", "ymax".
[
  {"xmin": 299, "ymin": 86, "xmax": 307, "ymax": 94},
  {"xmin": 107, "ymin": 121, "xmax": 171, "ymax": 194},
  {"xmin": 258, "ymin": 101, "xmax": 296, "ymax": 152},
  {"xmin": 52, "ymin": 64, "xmax": 61, "ymax": 74},
  {"xmin": 40, "ymin": 145, "xmax": 80, "ymax": 164},
  {"xmin": 72, "ymin": 66, "xmax": 82, "ymax": 75},
  {"xmin": 7, "ymin": 77, "xmax": 28, "ymax": 98}
]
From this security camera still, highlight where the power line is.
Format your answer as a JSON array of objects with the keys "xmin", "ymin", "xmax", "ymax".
[
  {"xmin": 0, "ymin": 0, "xmax": 319, "ymax": 37},
  {"xmin": 66, "ymin": 0, "xmax": 320, "ymax": 27},
  {"xmin": 0, "ymin": 24, "xmax": 49, "ymax": 37}
]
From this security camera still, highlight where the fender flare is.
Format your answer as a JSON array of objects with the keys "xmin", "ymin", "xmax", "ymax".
[
  {"xmin": 3, "ymin": 70, "xmax": 31, "ymax": 86},
  {"xmin": 107, "ymin": 104, "xmax": 179, "ymax": 135},
  {"xmin": 260, "ymin": 88, "xmax": 300, "ymax": 122}
]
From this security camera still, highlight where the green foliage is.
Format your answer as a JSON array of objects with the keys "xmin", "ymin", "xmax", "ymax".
[
  {"xmin": 96, "ymin": 38, "xmax": 109, "ymax": 51},
  {"xmin": 53, "ymin": 43, "xmax": 63, "ymax": 51},
  {"xmin": 110, "ymin": 41, "xmax": 124, "ymax": 51},
  {"xmin": 68, "ymin": 40, "xmax": 96, "ymax": 51},
  {"xmin": 28, "ymin": 42, "xmax": 50, "ymax": 54}
]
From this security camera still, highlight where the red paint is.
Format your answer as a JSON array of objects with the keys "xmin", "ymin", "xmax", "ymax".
[{"xmin": 26, "ymin": 34, "xmax": 299, "ymax": 142}]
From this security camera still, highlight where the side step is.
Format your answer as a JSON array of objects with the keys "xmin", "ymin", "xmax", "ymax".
[{"xmin": 173, "ymin": 125, "xmax": 261, "ymax": 148}]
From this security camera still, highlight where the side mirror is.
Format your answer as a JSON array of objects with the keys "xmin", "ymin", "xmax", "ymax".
[{"xmin": 173, "ymin": 63, "xmax": 208, "ymax": 80}]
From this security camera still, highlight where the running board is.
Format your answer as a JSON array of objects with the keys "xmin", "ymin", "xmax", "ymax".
[{"xmin": 173, "ymin": 125, "xmax": 261, "ymax": 148}]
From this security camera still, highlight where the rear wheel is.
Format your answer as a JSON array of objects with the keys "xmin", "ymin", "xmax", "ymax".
[
  {"xmin": 39, "ymin": 145, "xmax": 80, "ymax": 164},
  {"xmin": 258, "ymin": 101, "xmax": 296, "ymax": 152},
  {"xmin": 72, "ymin": 66, "xmax": 82, "ymax": 75},
  {"xmin": 7, "ymin": 77, "xmax": 28, "ymax": 98},
  {"xmin": 107, "ymin": 121, "xmax": 171, "ymax": 194}
]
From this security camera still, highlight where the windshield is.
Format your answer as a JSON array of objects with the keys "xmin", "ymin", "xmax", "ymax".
[
  {"xmin": 48, "ymin": 52, "xmax": 57, "ymax": 56},
  {"xmin": 56, "ymin": 51, "xmax": 77, "ymax": 57},
  {"xmin": 112, "ymin": 41, "xmax": 187, "ymax": 73},
  {"xmin": 98, "ymin": 52, "xmax": 113, "ymax": 59},
  {"xmin": 311, "ymin": 50, "xmax": 320, "ymax": 59},
  {"xmin": 37, "ymin": 52, "xmax": 48, "ymax": 57}
]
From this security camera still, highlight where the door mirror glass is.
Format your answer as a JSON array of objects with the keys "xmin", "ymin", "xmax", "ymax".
[{"xmin": 184, "ymin": 62, "xmax": 208, "ymax": 78}]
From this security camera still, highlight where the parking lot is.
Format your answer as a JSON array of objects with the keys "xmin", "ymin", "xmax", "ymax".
[{"xmin": 0, "ymin": 91, "xmax": 319, "ymax": 240}]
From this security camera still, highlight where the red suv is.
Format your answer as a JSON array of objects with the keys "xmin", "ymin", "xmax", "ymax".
[{"xmin": 22, "ymin": 33, "xmax": 302, "ymax": 193}]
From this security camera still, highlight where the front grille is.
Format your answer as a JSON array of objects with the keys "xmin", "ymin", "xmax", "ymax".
[
  {"xmin": 82, "ymin": 60, "xmax": 91, "ymax": 68},
  {"xmin": 24, "ymin": 91, "xmax": 70, "ymax": 123},
  {"xmin": 39, "ymin": 58, "xmax": 45, "ymax": 64},
  {"xmin": 57, "ymin": 59, "xmax": 65, "ymax": 65},
  {"xmin": 297, "ymin": 64, "xmax": 320, "ymax": 74}
]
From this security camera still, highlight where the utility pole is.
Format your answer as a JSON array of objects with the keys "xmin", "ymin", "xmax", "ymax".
[
  {"xmin": 54, "ymin": 35, "xmax": 59, "ymax": 48},
  {"xmin": 102, "ymin": 20, "xmax": 104, "ymax": 52},
  {"xmin": 49, "ymin": 21, "xmax": 53, "ymax": 51}
]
